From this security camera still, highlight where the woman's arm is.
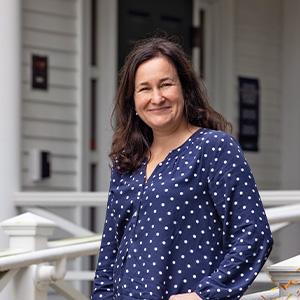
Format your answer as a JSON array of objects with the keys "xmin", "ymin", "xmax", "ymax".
[
  {"xmin": 91, "ymin": 169, "xmax": 119, "ymax": 300},
  {"xmin": 194, "ymin": 133, "xmax": 273, "ymax": 300}
]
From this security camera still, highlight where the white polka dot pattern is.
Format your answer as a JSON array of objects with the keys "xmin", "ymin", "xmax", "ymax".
[{"xmin": 91, "ymin": 128, "xmax": 273, "ymax": 300}]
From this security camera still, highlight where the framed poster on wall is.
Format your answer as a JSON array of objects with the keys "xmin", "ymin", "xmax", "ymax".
[
  {"xmin": 32, "ymin": 54, "xmax": 48, "ymax": 90},
  {"xmin": 238, "ymin": 77, "xmax": 260, "ymax": 151}
]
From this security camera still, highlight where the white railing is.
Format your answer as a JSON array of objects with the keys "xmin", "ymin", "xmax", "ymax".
[
  {"xmin": 14, "ymin": 192, "xmax": 108, "ymax": 291},
  {"xmin": 14, "ymin": 192, "xmax": 108, "ymax": 207},
  {"xmin": 0, "ymin": 190, "xmax": 299, "ymax": 299},
  {"xmin": 13, "ymin": 190, "xmax": 300, "ymax": 207},
  {"xmin": 14, "ymin": 191, "xmax": 300, "ymax": 283},
  {"xmin": 14, "ymin": 190, "xmax": 300, "ymax": 239},
  {"xmin": 0, "ymin": 212, "xmax": 100, "ymax": 300}
]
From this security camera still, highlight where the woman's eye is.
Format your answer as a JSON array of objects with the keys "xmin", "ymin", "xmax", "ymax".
[
  {"xmin": 139, "ymin": 87, "xmax": 149, "ymax": 92},
  {"xmin": 161, "ymin": 82, "xmax": 172, "ymax": 88}
]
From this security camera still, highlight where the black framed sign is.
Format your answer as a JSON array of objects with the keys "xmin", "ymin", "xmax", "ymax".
[
  {"xmin": 32, "ymin": 54, "xmax": 48, "ymax": 90},
  {"xmin": 238, "ymin": 77, "xmax": 260, "ymax": 151}
]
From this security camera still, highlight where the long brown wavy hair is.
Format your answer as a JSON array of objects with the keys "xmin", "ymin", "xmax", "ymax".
[{"xmin": 110, "ymin": 37, "xmax": 231, "ymax": 173}]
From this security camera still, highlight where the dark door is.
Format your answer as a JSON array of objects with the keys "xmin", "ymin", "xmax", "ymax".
[{"xmin": 118, "ymin": 0, "xmax": 193, "ymax": 69}]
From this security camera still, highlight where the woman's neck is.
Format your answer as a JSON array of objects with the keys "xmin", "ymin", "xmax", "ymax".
[
  {"xmin": 145, "ymin": 122, "xmax": 200, "ymax": 181},
  {"xmin": 150, "ymin": 122, "xmax": 198, "ymax": 155}
]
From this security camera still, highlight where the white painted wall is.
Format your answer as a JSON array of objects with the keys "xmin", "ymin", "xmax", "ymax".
[
  {"xmin": 281, "ymin": 0, "xmax": 300, "ymax": 189},
  {"xmin": 21, "ymin": 0, "xmax": 79, "ymax": 191},
  {"xmin": 271, "ymin": 0, "xmax": 300, "ymax": 265},
  {"xmin": 234, "ymin": 0, "xmax": 282, "ymax": 190}
]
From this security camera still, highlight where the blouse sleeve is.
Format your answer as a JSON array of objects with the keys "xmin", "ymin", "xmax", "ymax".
[
  {"xmin": 91, "ymin": 168, "xmax": 119, "ymax": 300},
  {"xmin": 195, "ymin": 133, "xmax": 273, "ymax": 300}
]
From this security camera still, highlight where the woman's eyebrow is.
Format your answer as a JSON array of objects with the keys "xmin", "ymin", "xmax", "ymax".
[
  {"xmin": 159, "ymin": 76, "xmax": 175, "ymax": 82},
  {"xmin": 135, "ymin": 77, "xmax": 176, "ymax": 88},
  {"xmin": 135, "ymin": 81, "xmax": 149, "ymax": 89}
]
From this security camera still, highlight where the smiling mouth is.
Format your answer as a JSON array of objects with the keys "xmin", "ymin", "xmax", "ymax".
[{"xmin": 148, "ymin": 106, "xmax": 172, "ymax": 112}]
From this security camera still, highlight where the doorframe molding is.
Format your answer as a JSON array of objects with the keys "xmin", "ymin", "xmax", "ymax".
[
  {"xmin": 214, "ymin": 0, "xmax": 236, "ymax": 130},
  {"xmin": 96, "ymin": 0, "xmax": 118, "ymax": 190},
  {"xmin": 193, "ymin": 0, "xmax": 235, "ymax": 131},
  {"xmin": 78, "ymin": 0, "xmax": 89, "ymax": 191},
  {"xmin": 78, "ymin": 0, "xmax": 118, "ymax": 191}
]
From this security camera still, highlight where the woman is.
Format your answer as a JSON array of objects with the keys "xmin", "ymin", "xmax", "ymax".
[{"xmin": 92, "ymin": 37, "xmax": 273, "ymax": 300}]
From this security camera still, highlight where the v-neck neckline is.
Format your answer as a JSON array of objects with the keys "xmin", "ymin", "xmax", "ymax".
[{"xmin": 143, "ymin": 127, "xmax": 205, "ymax": 183}]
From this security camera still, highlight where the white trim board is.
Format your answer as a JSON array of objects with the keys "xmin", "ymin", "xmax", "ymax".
[{"xmin": 193, "ymin": 0, "xmax": 235, "ymax": 131}]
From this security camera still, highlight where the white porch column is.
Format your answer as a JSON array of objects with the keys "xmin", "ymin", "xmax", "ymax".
[
  {"xmin": 0, "ymin": 0, "xmax": 21, "ymax": 294},
  {"xmin": 1, "ymin": 213, "xmax": 56, "ymax": 300},
  {"xmin": 0, "ymin": 0, "xmax": 21, "ymax": 242}
]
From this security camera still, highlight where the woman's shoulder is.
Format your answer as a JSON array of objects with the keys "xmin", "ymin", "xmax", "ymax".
[
  {"xmin": 193, "ymin": 128, "xmax": 244, "ymax": 161},
  {"xmin": 197, "ymin": 128, "xmax": 238, "ymax": 147}
]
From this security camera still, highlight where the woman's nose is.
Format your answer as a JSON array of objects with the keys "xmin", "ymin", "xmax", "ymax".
[{"xmin": 151, "ymin": 88, "xmax": 165, "ymax": 104}]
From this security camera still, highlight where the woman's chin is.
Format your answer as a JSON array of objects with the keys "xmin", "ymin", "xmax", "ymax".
[{"xmin": 149, "ymin": 122, "xmax": 177, "ymax": 132}]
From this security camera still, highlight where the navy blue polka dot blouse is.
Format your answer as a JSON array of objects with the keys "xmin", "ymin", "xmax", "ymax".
[{"xmin": 92, "ymin": 128, "xmax": 273, "ymax": 300}]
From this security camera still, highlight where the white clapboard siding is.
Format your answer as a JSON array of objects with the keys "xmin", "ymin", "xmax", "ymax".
[
  {"xmin": 23, "ymin": 101, "xmax": 76, "ymax": 123},
  {"xmin": 235, "ymin": 0, "xmax": 282, "ymax": 189},
  {"xmin": 260, "ymin": 90, "xmax": 281, "ymax": 106},
  {"xmin": 236, "ymin": 40, "xmax": 280, "ymax": 61},
  {"xmin": 236, "ymin": 137, "xmax": 280, "ymax": 154},
  {"xmin": 23, "ymin": 29, "xmax": 77, "ymax": 53},
  {"xmin": 250, "ymin": 165, "xmax": 281, "ymax": 182},
  {"xmin": 23, "ymin": 0, "xmax": 77, "ymax": 18},
  {"xmin": 22, "ymin": 153, "xmax": 77, "ymax": 173},
  {"xmin": 236, "ymin": 71, "xmax": 281, "ymax": 91},
  {"xmin": 236, "ymin": 2, "xmax": 281, "ymax": 27},
  {"xmin": 23, "ymin": 48, "xmax": 77, "ymax": 70},
  {"xmin": 236, "ymin": 57, "xmax": 280, "ymax": 78},
  {"xmin": 23, "ymin": 83, "xmax": 77, "ymax": 105},
  {"xmin": 261, "ymin": 105, "xmax": 280, "ymax": 119},
  {"xmin": 254, "ymin": 136, "xmax": 280, "ymax": 153},
  {"xmin": 22, "ymin": 171, "xmax": 77, "ymax": 190},
  {"xmin": 23, "ymin": 138, "xmax": 77, "ymax": 157},
  {"xmin": 24, "ymin": 11, "xmax": 77, "ymax": 35},
  {"xmin": 236, "ymin": 65, "xmax": 280, "ymax": 87},
  {"xmin": 260, "ymin": 120, "xmax": 281, "ymax": 136},
  {"xmin": 236, "ymin": 24, "xmax": 281, "ymax": 44},
  {"xmin": 22, "ymin": 0, "xmax": 80, "ymax": 192},
  {"xmin": 23, "ymin": 120, "xmax": 77, "ymax": 140},
  {"xmin": 260, "ymin": 134, "xmax": 281, "ymax": 151},
  {"xmin": 245, "ymin": 152, "xmax": 280, "ymax": 166},
  {"xmin": 22, "ymin": 64, "xmax": 78, "ymax": 88}
]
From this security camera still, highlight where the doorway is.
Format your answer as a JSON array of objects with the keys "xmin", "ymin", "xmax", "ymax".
[{"xmin": 118, "ymin": 0, "xmax": 193, "ymax": 69}]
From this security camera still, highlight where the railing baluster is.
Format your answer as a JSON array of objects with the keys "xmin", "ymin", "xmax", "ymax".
[
  {"xmin": 0, "ymin": 269, "xmax": 19, "ymax": 292},
  {"xmin": 51, "ymin": 280, "xmax": 89, "ymax": 300}
]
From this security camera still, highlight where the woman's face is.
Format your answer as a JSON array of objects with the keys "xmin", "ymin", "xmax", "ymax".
[{"xmin": 134, "ymin": 56, "xmax": 186, "ymax": 133}]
